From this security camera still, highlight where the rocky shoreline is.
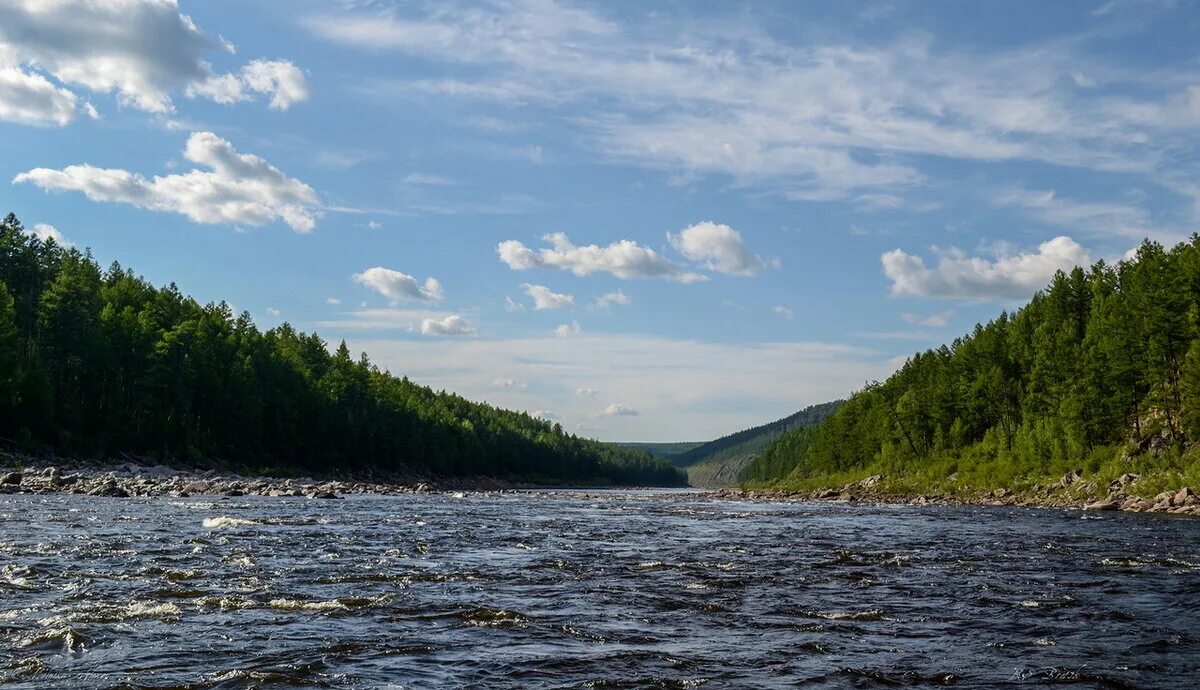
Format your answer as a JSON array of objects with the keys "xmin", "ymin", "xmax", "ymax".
[
  {"xmin": 718, "ymin": 472, "xmax": 1200, "ymax": 517},
  {"xmin": 0, "ymin": 453, "xmax": 521, "ymax": 499},
  {"xmin": 3, "ymin": 455, "xmax": 1198, "ymax": 517}
]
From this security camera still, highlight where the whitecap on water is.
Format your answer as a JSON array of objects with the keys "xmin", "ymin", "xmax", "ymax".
[
  {"xmin": 202, "ymin": 517, "xmax": 259, "ymax": 529},
  {"xmin": 126, "ymin": 602, "xmax": 181, "ymax": 619},
  {"xmin": 19, "ymin": 625, "xmax": 91, "ymax": 654},
  {"xmin": 268, "ymin": 598, "xmax": 348, "ymax": 612}
]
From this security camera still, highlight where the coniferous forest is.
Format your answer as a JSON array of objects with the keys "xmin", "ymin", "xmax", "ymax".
[
  {"xmin": 0, "ymin": 214, "xmax": 685, "ymax": 486},
  {"xmin": 743, "ymin": 237, "xmax": 1200, "ymax": 496}
]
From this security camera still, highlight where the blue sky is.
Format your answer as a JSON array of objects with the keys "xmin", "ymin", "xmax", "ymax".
[{"xmin": 3, "ymin": 0, "xmax": 1199, "ymax": 441}]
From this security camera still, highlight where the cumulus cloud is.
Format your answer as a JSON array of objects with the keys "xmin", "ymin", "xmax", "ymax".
[
  {"xmin": 498, "ymin": 233, "xmax": 706, "ymax": 283},
  {"xmin": 0, "ymin": 67, "xmax": 83, "ymax": 125},
  {"xmin": 554, "ymin": 321, "xmax": 581, "ymax": 338},
  {"xmin": 325, "ymin": 297, "xmax": 341, "ymax": 305},
  {"xmin": 882, "ymin": 236, "xmax": 1091, "ymax": 300},
  {"xmin": 532, "ymin": 409, "xmax": 560, "ymax": 421},
  {"xmin": 773, "ymin": 305, "xmax": 793, "ymax": 319},
  {"xmin": 520, "ymin": 283, "xmax": 574, "ymax": 310},
  {"xmin": 28, "ymin": 223, "xmax": 72, "ymax": 247},
  {"xmin": 575, "ymin": 387, "xmax": 600, "ymax": 397},
  {"xmin": 14, "ymin": 132, "xmax": 320, "ymax": 231},
  {"xmin": 188, "ymin": 59, "xmax": 308, "ymax": 110},
  {"xmin": 0, "ymin": 0, "xmax": 307, "ymax": 122},
  {"xmin": 492, "ymin": 377, "xmax": 525, "ymax": 388},
  {"xmin": 600, "ymin": 403, "xmax": 639, "ymax": 417},
  {"xmin": 668, "ymin": 222, "xmax": 776, "ymax": 276},
  {"xmin": 419, "ymin": 314, "xmax": 474, "ymax": 336},
  {"xmin": 353, "ymin": 267, "xmax": 444, "ymax": 302},
  {"xmin": 593, "ymin": 290, "xmax": 630, "ymax": 309}
]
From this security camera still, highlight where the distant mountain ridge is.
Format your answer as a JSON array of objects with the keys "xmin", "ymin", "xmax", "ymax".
[{"xmin": 670, "ymin": 402, "xmax": 843, "ymax": 487}]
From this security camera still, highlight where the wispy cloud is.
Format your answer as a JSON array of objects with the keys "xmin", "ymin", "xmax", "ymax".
[{"xmin": 304, "ymin": 1, "xmax": 1200, "ymax": 204}]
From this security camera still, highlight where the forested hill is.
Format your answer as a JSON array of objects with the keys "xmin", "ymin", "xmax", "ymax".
[
  {"xmin": 742, "ymin": 238, "xmax": 1200, "ymax": 496},
  {"xmin": 0, "ymin": 214, "xmax": 685, "ymax": 487},
  {"xmin": 675, "ymin": 402, "xmax": 842, "ymax": 487},
  {"xmin": 674, "ymin": 402, "xmax": 843, "ymax": 468}
]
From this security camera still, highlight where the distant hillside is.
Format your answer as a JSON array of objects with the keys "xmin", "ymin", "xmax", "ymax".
[
  {"xmin": 614, "ymin": 442, "xmax": 705, "ymax": 462},
  {"xmin": 675, "ymin": 402, "xmax": 843, "ymax": 487}
]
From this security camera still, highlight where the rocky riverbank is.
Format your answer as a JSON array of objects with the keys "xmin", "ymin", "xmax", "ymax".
[
  {"xmin": 0, "ymin": 453, "xmax": 518, "ymax": 499},
  {"xmin": 723, "ymin": 472, "xmax": 1200, "ymax": 516},
  {"xmin": 4, "ymin": 453, "xmax": 1198, "ymax": 517}
]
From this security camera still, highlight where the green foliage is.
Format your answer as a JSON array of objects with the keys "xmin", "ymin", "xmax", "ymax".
[
  {"xmin": 676, "ymin": 401, "xmax": 842, "ymax": 469},
  {"xmin": 0, "ymin": 213, "xmax": 685, "ymax": 486},
  {"xmin": 615, "ymin": 441, "xmax": 705, "ymax": 463},
  {"xmin": 747, "ymin": 237, "xmax": 1200, "ymax": 491}
]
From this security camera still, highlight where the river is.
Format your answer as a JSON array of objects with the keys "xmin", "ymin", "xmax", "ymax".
[{"xmin": 1, "ymin": 490, "xmax": 1198, "ymax": 688}]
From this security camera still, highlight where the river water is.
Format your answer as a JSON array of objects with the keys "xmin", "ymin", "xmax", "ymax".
[{"xmin": 1, "ymin": 490, "xmax": 1198, "ymax": 688}]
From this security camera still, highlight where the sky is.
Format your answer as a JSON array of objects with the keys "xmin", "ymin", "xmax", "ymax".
[{"xmin": 2, "ymin": 0, "xmax": 1199, "ymax": 442}]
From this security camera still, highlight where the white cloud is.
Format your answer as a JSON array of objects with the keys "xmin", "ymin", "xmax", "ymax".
[
  {"xmin": 882, "ymin": 236, "xmax": 1091, "ymax": 300},
  {"xmin": 419, "ymin": 314, "xmax": 475, "ymax": 336},
  {"xmin": 0, "ymin": 1, "xmax": 307, "ymax": 119},
  {"xmin": 325, "ymin": 297, "xmax": 341, "ymax": 305},
  {"xmin": 14, "ymin": 132, "xmax": 320, "ymax": 231},
  {"xmin": 600, "ymin": 403, "xmax": 639, "ymax": 417},
  {"xmin": 575, "ymin": 387, "xmax": 600, "ymax": 397},
  {"xmin": 532, "ymin": 409, "xmax": 560, "ymax": 421},
  {"xmin": 669, "ymin": 221, "xmax": 775, "ymax": 276},
  {"xmin": 593, "ymin": 290, "xmax": 630, "ymax": 309},
  {"xmin": 901, "ymin": 310, "xmax": 954, "ymax": 328},
  {"xmin": 554, "ymin": 321, "xmax": 581, "ymax": 338},
  {"xmin": 520, "ymin": 283, "xmax": 575, "ymax": 310},
  {"xmin": 492, "ymin": 377, "xmax": 526, "ymax": 388},
  {"xmin": 266, "ymin": 307, "xmax": 281, "ymax": 317},
  {"xmin": 0, "ymin": 67, "xmax": 82, "ymax": 125},
  {"xmin": 353, "ymin": 267, "xmax": 444, "ymax": 302},
  {"xmin": 28, "ymin": 223, "xmax": 72, "ymax": 247},
  {"xmin": 504, "ymin": 296, "xmax": 526, "ymax": 312},
  {"xmin": 992, "ymin": 187, "xmax": 1176, "ymax": 243},
  {"xmin": 498, "ymin": 232, "xmax": 706, "ymax": 283},
  {"xmin": 303, "ymin": 2, "xmax": 1200, "ymax": 202},
  {"xmin": 188, "ymin": 60, "xmax": 308, "ymax": 111},
  {"xmin": 773, "ymin": 305, "xmax": 793, "ymax": 319}
]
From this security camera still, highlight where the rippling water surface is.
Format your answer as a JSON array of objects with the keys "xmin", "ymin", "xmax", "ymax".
[{"xmin": 2, "ymin": 490, "xmax": 1199, "ymax": 688}]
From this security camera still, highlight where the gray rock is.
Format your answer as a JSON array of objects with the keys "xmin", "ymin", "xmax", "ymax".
[
  {"xmin": 87, "ymin": 484, "xmax": 130, "ymax": 498},
  {"xmin": 1, "ymin": 472, "xmax": 22, "ymax": 485},
  {"xmin": 1084, "ymin": 499, "xmax": 1120, "ymax": 511},
  {"xmin": 182, "ymin": 481, "xmax": 210, "ymax": 494},
  {"xmin": 1175, "ymin": 487, "xmax": 1195, "ymax": 506}
]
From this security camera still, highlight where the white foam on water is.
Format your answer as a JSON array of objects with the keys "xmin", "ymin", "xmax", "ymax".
[
  {"xmin": 202, "ymin": 517, "xmax": 259, "ymax": 529},
  {"xmin": 268, "ymin": 598, "xmax": 347, "ymax": 611},
  {"xmin": 126, "ymin": 602, "xmax": 181, "ymax": 618}
]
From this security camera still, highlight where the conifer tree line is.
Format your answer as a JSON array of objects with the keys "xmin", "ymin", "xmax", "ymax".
[
  {"xmin": 0, "ymin": 214, "xmax": 685, "ymax": 486},
  {"xmin": 744, "ymin": 237, "xmax": 1200, "ymax": 488}
]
